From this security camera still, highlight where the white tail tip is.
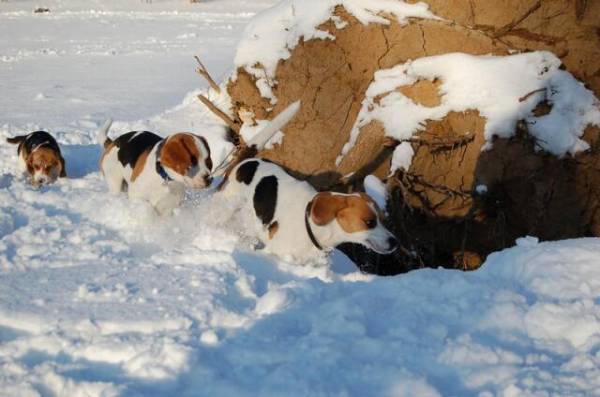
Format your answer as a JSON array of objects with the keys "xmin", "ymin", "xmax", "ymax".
[{"xmin": 97, "ymin": 118, "xmax": 114, "ymax": 145}]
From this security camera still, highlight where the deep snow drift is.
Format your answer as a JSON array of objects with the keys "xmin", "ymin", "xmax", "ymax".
[{"xmin": 2, "ymin": 1, "xmax": 600, "ymax": 396}]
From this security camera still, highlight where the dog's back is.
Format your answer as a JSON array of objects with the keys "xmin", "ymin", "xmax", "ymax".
[
  {"xmin": 225, "ymin": 158, "xmax": 317, "ymax": 257},
  {"xmin": 99, "ymin": 131, "xmax": 162, "ymax": 194}
]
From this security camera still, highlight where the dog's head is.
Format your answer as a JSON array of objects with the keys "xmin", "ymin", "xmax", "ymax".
[
  {"xmin": 159, "ymin": 133, "xmax": 212, "ymax": 188},
  {"xmin": 26, "ymin": 147, "xmax": 65, "ymax": 186},
  {"xmin": 309, "ymin": 192, "xmax": 397, "ymax": 254}
]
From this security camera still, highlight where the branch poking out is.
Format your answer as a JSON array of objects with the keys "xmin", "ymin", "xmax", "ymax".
[
  {"xmin": 197, "ymin": 94, "xmax": 241, "ymax": 133},
  {"xmin": 194, "ymin": 56, "xmax": 221, "ymax": 93}
]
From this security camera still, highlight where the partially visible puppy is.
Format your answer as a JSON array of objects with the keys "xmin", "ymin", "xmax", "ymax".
[
  {"xmin": 98, "ymin": 121, "xmax": 213, "ymax": 214},
  {"xmin": 6, "ymin": 131, "xmax": 66, "ymax": 186}
]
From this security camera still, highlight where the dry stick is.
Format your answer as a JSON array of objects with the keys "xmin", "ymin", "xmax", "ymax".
[
  {"xmin": 197, "ymin": 94, "xmax": 240, "ymax": 133},
  {"xmin": 194, "ymin": 55, "xmax": 221, "ymax": 93},
  {"xmin": 518, "ymin": 88, "xmax": 546, "ymax": 103},
  {"xmin": 194, "ymin": 55, "xmax": 241, "ymax": 134}
]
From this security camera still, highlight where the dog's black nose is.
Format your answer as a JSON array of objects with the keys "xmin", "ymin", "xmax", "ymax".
[{"xmin": 388, "ymin": 236, "xmax": 398, "ymax": 248}]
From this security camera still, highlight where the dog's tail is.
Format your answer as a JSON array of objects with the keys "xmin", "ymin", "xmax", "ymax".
[
  {"xmin": 96, "ymin": 118, "xmax": 114, "ymax": 148},
  {"xmin": 6, "ymin": 135, "xmax": 27, "ymax": 145}
]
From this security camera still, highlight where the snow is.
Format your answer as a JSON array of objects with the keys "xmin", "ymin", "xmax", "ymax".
[
  {"xmin": 338, "ymin": 51, "xmax": 600, "ymax": 170},
  {"xmin": 363, "ymin": 174, "xmax": 387, "ymax": 210},
  {"xmin": 389, "ymin": 141, "xmax": 414, "ymax": 174},
  {"xmin": 2, "ymin": 1, "xmax": 600, "ymax": 396},
  {"xmin": 233, "ymin": 0, "xmax": 437, "ymax": 104}
]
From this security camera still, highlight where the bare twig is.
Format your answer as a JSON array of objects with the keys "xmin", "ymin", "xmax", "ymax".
[
  {"xmin": 194, "ymin": 55, "xmax": 221, "ymax": 93},
  {"xmin": 519, "ymin": 88, "xmax": 546, "ymax": 103},
  {"xmin": 406, "ymin": 133, "xmax": 475, "ymax": 153},
  {"xmin": 197, "ymin": 94, "xmax": 240, "ymax": 133}
]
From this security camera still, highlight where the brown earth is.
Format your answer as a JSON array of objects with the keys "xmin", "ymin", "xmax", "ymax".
[{"xmin": 224, "ymin": 1, "xmax": 600, "ymax": 274}]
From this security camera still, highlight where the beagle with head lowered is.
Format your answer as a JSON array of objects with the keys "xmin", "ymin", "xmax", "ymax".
[
  {"xmin": 98, "ymin": 120, "xmax": 213, "ymax": 214},
  {"xmin": 223, "ymin": 158, "xmax": 398, "ymax": 261},
  {"xmin": 7, "ymin": 131, "xmax": 66, "ymax": 186}
]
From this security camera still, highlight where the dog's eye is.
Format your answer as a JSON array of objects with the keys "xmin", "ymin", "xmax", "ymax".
[{"xmin": 365, "ymin": 219, "xmax": 377, "ymax": 229}]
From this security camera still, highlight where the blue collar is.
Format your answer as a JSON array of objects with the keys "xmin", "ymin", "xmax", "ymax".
[{"xmin": 155, "ymin": 141, "xmax": 173, "ymax": 182}]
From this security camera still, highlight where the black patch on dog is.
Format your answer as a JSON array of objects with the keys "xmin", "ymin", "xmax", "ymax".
[
  {"xmin": 114, "ymin": 131, "xmax": 162, "ymax": 169},
  {"xmin": 18, "ymin": 131, "xmax": 61, "ymax": 156},
  {"xmin": 193, "ymin": 135, "xmax": 212, "ymax": 170},
  {"xmin": 253, "ymin": 175, "xmax": 278, "ymax": 226},
  {"xmin": 236, "ymin": 160, "xmax": 259, "ymax": 185}
]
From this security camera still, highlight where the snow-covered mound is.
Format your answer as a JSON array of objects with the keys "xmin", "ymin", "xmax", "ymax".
[
  {"xmin": 233, "ymin": 0, "xmax": 437, "ymax": 103},
  {"xmin": 339, "ymin": 51, "xmax": 600, "ymax": 170}
]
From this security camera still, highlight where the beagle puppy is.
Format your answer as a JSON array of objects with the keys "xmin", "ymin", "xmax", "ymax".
[
  {"xmin": 7, "ymin": 131, "xmax": 66, "ymax": 186},
  {"xmin": 223, "ymin": 158, "xmax": 398, "ymax": 261},
  {"xmin": 99, "ymin": 125, "xmax": 212, "ymax": 215}
]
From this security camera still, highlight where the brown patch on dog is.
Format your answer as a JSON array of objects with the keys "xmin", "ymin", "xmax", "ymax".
[
  {"xmin": 336, "ymin": 195, "xmax": 378, "ymax": 233},
  {"xmin": 103, "ymin": 137, "xmax": 114, "ymax": 149},
  {"xmin": 159, "ymin": 134, "xmax": 200, "ymax": 176},
  {"xmin": 131, "ymin": 149, "xmax": 152, "ymax": 182},
  {"xmin": 27, "ymin": 147, "xmax": 62, "ymax": 179},
  {"xmin": 59, "ymin": 155, "xmax": 66, "ymax": 177},
  {"xmin": 311, "ymin": 192, "xmax": 378, "ymax": 233},
  {"xmin": 268, "ymin": 221, "xmax": 279, "ymax": 239},
  {"xmin": 357, "ymin": 192, "xmax": 385, "ymax": 220},
  {"xmin": 311, "ymin": 192, "xmax": 347, "ymax": 226}
]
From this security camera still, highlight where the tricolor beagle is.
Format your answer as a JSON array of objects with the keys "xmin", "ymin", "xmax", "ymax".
[
  {"xmin": 98, "ymin": 122, "xmax": 212, "ymax": 214},
  {"xmin": 7, "ymin": 131, "xmax": 66, "ymax": 186},
  {"xmin": 224, "ymin": 159, "xmax": 398, "ymax": 261}
]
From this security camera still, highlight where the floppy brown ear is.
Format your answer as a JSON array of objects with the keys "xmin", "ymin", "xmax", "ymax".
[
  {"xmin": 59, "ymin": 155, "xmax": 67, "ymax": 178},
  {"xmin": 311, "ymin": 192, "xmax": 348, "ymax": 226},
  {"xmin": 160, "ymin": 134, "xmax": 200, "ymax": 175},
  {"xmin": 26, "ymin": 156, "xmax": 34, "ymax": 174}
]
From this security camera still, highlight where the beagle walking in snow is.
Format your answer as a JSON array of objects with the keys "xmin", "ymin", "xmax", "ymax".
[
  {"xmin": 223, "ymin": 158, "xmax": 398, "ymax": 261},
  {"xmin": 7, "ymin": 131, "xmax": 66, "ymax": 187},
  {"xmin": 98, "ymin": 121, "xmax": 212, "ymax": 214}
]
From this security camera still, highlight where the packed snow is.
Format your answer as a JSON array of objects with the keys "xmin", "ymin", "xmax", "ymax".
[
  {"xmin": 2, "ymin": 1, "xmax": 600, "ymax": 396},
  {"xmin": 233, "ymin": 0, "xmax": 437, "ymax": 103},
  {"xmin": 337, "ymin": 51, "xmax": 600, "ymax": 171}
]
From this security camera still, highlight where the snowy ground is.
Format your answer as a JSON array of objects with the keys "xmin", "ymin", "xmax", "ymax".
[{"xmin": 2, "ymin": 1, "xmax": 600, "ymax": 396}]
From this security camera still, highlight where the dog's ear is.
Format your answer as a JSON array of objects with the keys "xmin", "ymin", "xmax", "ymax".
[
  {"xmin": 311, "ymin": 192, "xmax": 348, "ymax": 226},
  {"xmin": 26, "ymin": 155, "xmax": 34, "ymax": 174},
  {"xmin": 59, "ymin": 155, "xmax": 66, "ymax": 178},
  {"xmin": 160, "ymin": 134, "xmax": 200, "ymax": 175}
]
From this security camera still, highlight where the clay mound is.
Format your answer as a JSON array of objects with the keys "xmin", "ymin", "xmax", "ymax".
[{"xmin": 224, "ymin": 1, "xmax": 600, "ymax": 273}]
